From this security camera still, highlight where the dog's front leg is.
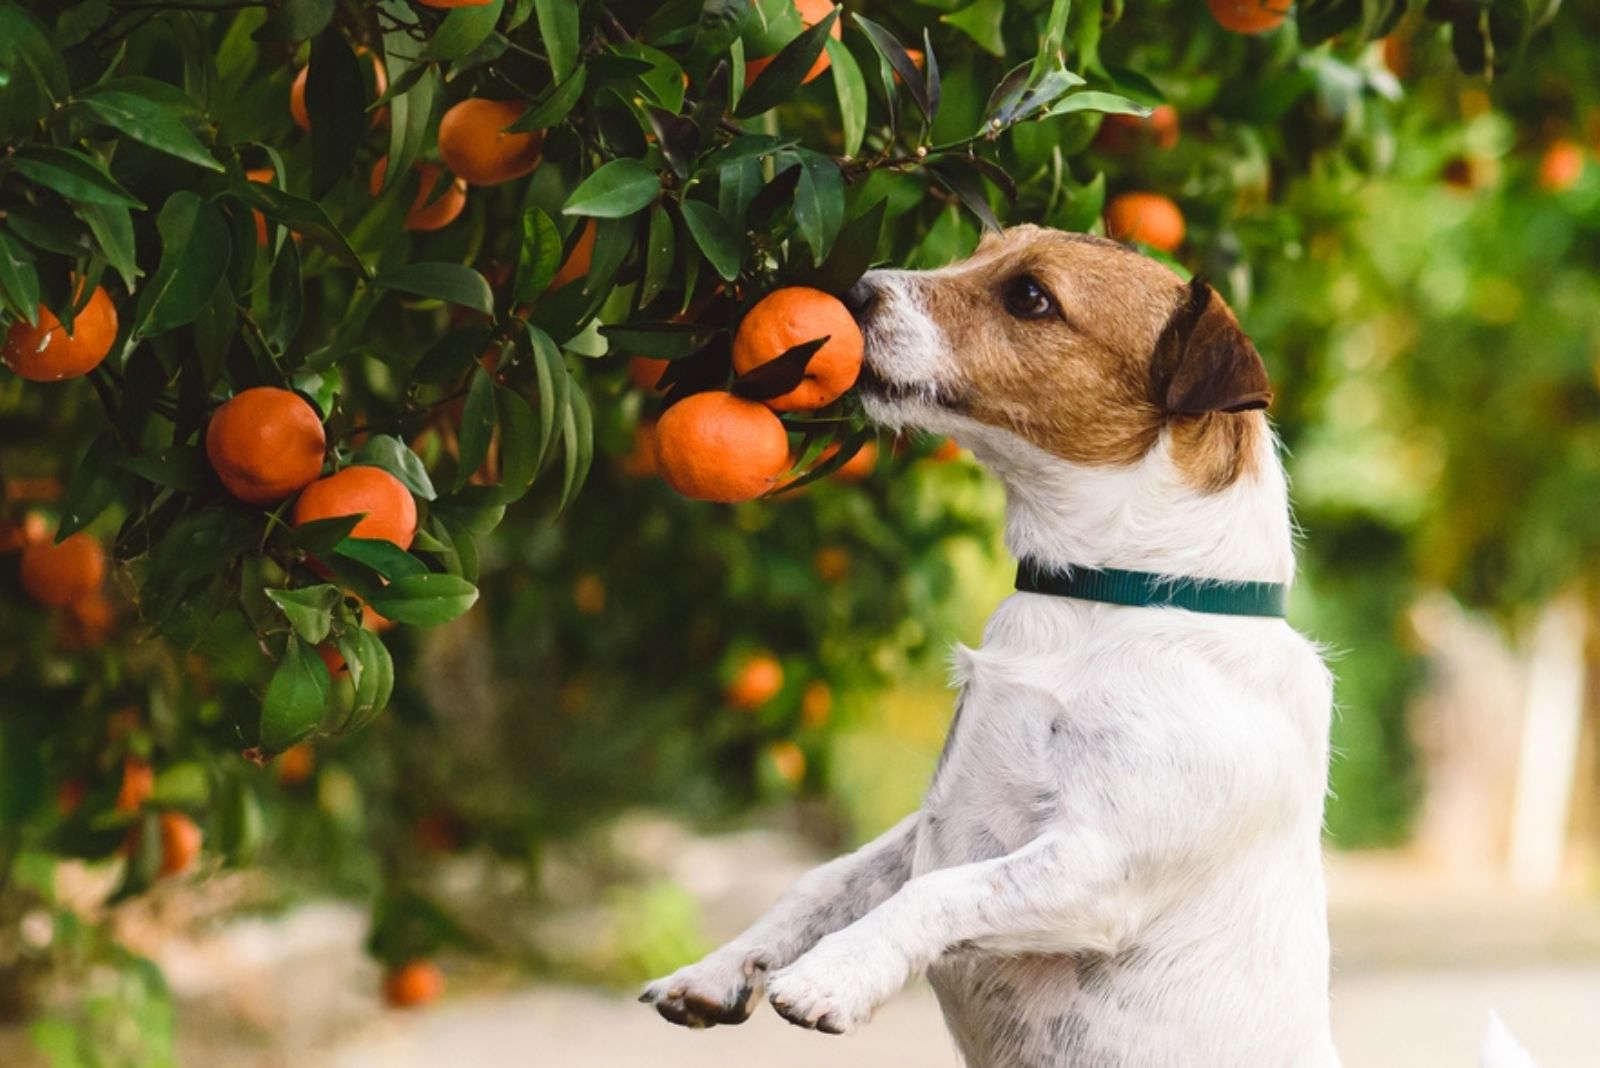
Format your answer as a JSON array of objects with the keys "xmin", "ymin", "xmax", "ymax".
[
  {"xmin": 640, "ymin": 811, "xmax": 920, "ymax": 1028},
  {"xmin": 768, "ymin": 829, "xmax": 1136, "ymax": 1035}
]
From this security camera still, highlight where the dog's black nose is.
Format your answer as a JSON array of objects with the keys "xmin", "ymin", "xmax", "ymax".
[{"xmin": 843, "ymin": 278, "xmax": 879, "ymax": 320}]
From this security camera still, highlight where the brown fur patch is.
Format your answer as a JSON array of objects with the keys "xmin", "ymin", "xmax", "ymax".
[
  {"xmin": 1170, "ymin": 412, "xmax": 1263, "ymax": 492},
  {"xmin": 912, "ymin": 226, "xmax": 1267, "ymax": 492}
]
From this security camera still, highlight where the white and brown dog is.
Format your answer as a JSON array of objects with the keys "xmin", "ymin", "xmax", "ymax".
[{"xmin": 642, "ymin": 225, "xmax": 1336, "ymax": 1065}]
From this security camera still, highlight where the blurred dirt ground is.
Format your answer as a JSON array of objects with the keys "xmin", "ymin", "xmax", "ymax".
[{"xmin": 5, "ymin": 837, "xmax": 1600, "ymax": 1068}]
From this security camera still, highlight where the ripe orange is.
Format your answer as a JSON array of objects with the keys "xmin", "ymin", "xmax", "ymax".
[
  {"xmin": 930, "ymin": 437, "xmax": 963, "ymax": 462},
  {"xmin": 60, "ymin": 591, "xmax": 114, "ymax": 648},
  {"xmin": 384, "ymin": 960, "xmax": 444, "ymax": 1008},
  {"xmin": 819, "ymin": 440, "xmax": 876, "ymax": 481},
  {"xmin": 3, "ymin": 286, "xmax": 118, "ymax": 382},
  {"xmin": 653, "ymin": 392, "xmax": 791, "ymax": 503},
  {"xmin": 245, "ymin": 166, "xmax": 276, "ymax": 245},
  {"xmin": 438, "ymin": 99, "xmax": 543, "ymax": 186},
  {"xmin": 292, "ymin": 466, "xmax": 418, "ymax": 549},
  {"xmin": 20, "ymin": 532, "xmax": 105, "ymax": 607},
  {"xmin": 370, "ymin": 157, "xmax": 468, "ymax": 232},
  {"xmin": 727, "ymin": 652, "xmax": 784, "ymax": 710},
  {"xmin": 1208, "ymin": 0, "xmax": 1291, "ymax": 34},
  {"xmin": 413, "ymin": 810, "xmax": 463, "ymax": 852},
  {"xmin": 800, "ymin": 681, "xmax": 832, "ymax": 728},
  {"xmin": 1095, "ymin": 105, "xmax": 1180, "ymax": 152},
  {"xmin": 1105, "ymin": 192, "xmax": 1186, "ymax": 252},
  {"xmin": 275, "ymin": 742, "xmax": 316, "ymax": 785},
  {"xmin": 619, "ymin": 422, "xmax": 659, "ymax": 478},
  {"xmin": 57, "ymin": 778, "xmax": 88, "ymax": 816},
  {"xmin": 0, "ymin": 511, "xmax": 49, "ymax": 553},
  {"xmin": 744, "ymin": 0, "xmax": 842, "ymax": 86},
  {"xmin": 158, "ymin": 811, "xmax": 203, "ymax": 877},
  {"xmin": 317, "ymin": 641, "xmax": 349, "ymax": 677},
  {"xmin": 206, "ymin": 387, "xmax": 327, "ymax": 505},
  {"xmin": 290, "ymin": 50, "xmax": 388, "ymax": 131},
  {"xmin": 627, "ymin": 357, "xmax": 668, "ymax": 391},
  {"xmin": 732, "ymin": 287, "xmax": 863, "ymax": 411},
  {"xmin": 549, "ymin": 220, "xmax": 597, "ymax": 290},
  {"xmin": 573, "ymin": 572, "xmax": 606, "ymax": 614},
  {"xmin": 813, "ymin": 545, "xmax": 849, "ymax": 582},
  {"xmin": 766, "ymin": 740, "xmax": 806, "ymax": 784},
  {"xmin": 1538, "ymin": 139, "xmax": 1586, "ymax": 192},
  {"xmin": 116, "ymin": 756, "xmax": 154, "ymax": 815}
]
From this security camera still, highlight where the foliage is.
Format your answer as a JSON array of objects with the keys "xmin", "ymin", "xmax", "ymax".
[{"xmin": 0, "ymin": 0, "xmax": 1592, "ymax": 1057}]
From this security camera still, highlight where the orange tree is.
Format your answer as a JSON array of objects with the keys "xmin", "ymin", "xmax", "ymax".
[{"xmin": 0, "ymin": 0, "xmax": 1574, "ymax": 1056}]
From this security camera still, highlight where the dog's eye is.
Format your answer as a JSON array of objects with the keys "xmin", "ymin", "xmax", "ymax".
[{"xmin": 1002, "ymin": 276, "xmax": 1056, "ymax": 320}]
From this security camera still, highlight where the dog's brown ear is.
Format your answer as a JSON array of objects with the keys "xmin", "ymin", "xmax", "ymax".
[{"xmin": 1150, "ymin": 277, "xmax": 1272, "ymax": 416}]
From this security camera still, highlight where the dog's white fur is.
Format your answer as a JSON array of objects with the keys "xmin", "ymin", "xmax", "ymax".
[{"xmin": 642, "ymin": 248, "xmax": 1341, "ymax": 1064}]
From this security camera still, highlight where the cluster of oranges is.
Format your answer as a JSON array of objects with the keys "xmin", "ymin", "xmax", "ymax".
[
  {"xmin": 204, "ymin": 385, "xmax": 417, "ymax": 568},
  {"xmin": 650, "ymin": 287, "xmax": 865, "ymax": 503},
  {"xmin": 1096, "ymin": 0, "xmax": 1295, "ymax": 254}
]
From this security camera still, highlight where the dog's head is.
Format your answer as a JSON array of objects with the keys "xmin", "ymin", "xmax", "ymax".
[{"xmin": 848, "ymin": 224, "xmax": 1271, "ymax": 491}]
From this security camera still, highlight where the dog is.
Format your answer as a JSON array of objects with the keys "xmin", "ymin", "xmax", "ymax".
[{"xmin": 641, "ymin": 224, "xmax": 1338, "ymax": 1065}]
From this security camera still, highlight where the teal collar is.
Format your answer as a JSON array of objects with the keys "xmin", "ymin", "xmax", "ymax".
[{"xmin": 1015, "ymin": 560, "xmax": 1287, "ymax": 619}]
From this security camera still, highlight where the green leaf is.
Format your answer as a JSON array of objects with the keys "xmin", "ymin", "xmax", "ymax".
[
  {"xmin": 287, "ymin": 514, "xmax": 364, "ymax": 554},
  {"xmin": 793, "ymin": 151, "xmax": 844, "ymax": 266},
  {"xmin": 0, "ymin": 230, "xmax": 40, "ymax": 324},
  {"xmin": 307, "ymin": 31, "xmax": 367, "ymax": 199},
  {"xmin": 563, "ymin": 159, "xmax": 661, "ymax": 218},
  {"xmin": 942, "ymin": 0, "xmax": 1007, "ymax": 58},
  {"xmin": 506, "ymin": 65, "xmax": 586, "ymax": 131},
  {"xmin": 513, "ymin": 207, "xmax": 562, "ymax": 303},
  {"xmin": 134, "ymin": 191, "xmax": 231, "ymax": 338},
  {"xmin": 487, "ymin": 385, "xmax": 538, "ymax": 504},
  {"xmin": 352, "ymin": 434, "xmax": 437, "ymax": 500},
  {"xmin": 1044, "ymin": 90, "xmax": 1153, "ymax": 119},
  {"xmin": 797, "ymin": 195, "xmax": 887, "ymax": 292},
  {"xmin": 118, "ymin": 444, "xmax": 212, "ymax": 493},
  {"xmin": 639, "ymin": 203, "xmax": 675, "ymax": 308},
  {"xmin": 266, "ymin": 584, "xmax": 343, "ymax": 645},
  {"xmin": 338, "ymin": 628, "xmax": 394, "ymax": 733},
  {"xmin": 827, "ymin": 39, "xmax": 867, "ymax": 158},
  {"xmin": 679, "ymin": 199, "xmax": 743, "ymax": 281},
  {"xmin": 855, "ymin": 15, "xmax": 931, "ymax": 123},
  {"xmin": 535, "ymin": 0, "xmax": 580, "ymax": 82},
  {"xmin": 11, "ymin": 146, "xmax": 144, "ymax": 209},
  {"xmin": 1036, "ymin": 0, "xmax": 1073, "ymax": 74},
  {"xmin": 364, "ymin": 573, "xmax": 480, "ymax": 625},
  {"xmin": 428, "ymin": 0, "xmax": 504, "ymax": 60},
  {"xmin": 217, "ymin": 776, "xmax": 264, "ymax": 866},
  {"xmin": 557, "ymin": 380, "xmax": 592, "ymax": 514},
  {"xmin": 76, "ymin": 202, "xmax": 139, "ymax": 291},
  {"xmin": 229, "ymin": 180, "xmax": 367, "ymax": 277},
  {"xmin": 527, "ymin": 324, "xmax": 567, "ymax": 469},
  {"xmin": 454, "ymin": 370, "xmax": 498, "ymax": 492},
  {"xmin": 374, "ymin": 262, "xmax": 494, "ymax": 315},
  {"xmin": 597, "ymin": 321, "xmax": 719, "ymax": 358},
  {"xmin": 261, "ymin": 637, "xmax": 331, "ymax": 752},
  {"xmin": 734, "ymin": 6, "xmax": 840, "ymax": 119},
  {"xmin": 74, "ymin": 86, "xmax": 223, "ymax": 171},
  {"xmin": 58, "ymin": 434, "xmax": 122, "ymax": 539},
  {"xmin": 254, "ymin": 0, "xmax": 335, "ymax": 41},
  {"xmin": 382, "ymin": 44, "xmax": 439, "ymax": 194},
  {"xmin": 615, "ymin": 41, "xmax": 685, "ymax": 111},
  {"xmin": 332, "ymin": 537, "xmax": 430, "ymax": 580}
]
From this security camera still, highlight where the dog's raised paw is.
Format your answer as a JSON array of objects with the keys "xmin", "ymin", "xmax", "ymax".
[
  {"xmin": 766, "ymin": 966, "xmax": 868, "ymax": 1036},
  {"xmin": 640, "ymin": 948, "xmax": 767, "ymax": 1028}
]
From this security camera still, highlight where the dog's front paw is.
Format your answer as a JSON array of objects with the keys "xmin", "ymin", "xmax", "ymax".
[
  {"xmin": 639, "ymin": 945, "xmax": 769, "ymax": 1029},
  {"xmin": 767, "ymin": 935, "xmax": 904, "ymax": 1036}
]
